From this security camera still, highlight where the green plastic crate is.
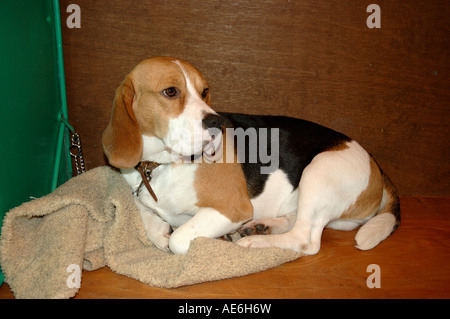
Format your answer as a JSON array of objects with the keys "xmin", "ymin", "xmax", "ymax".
[{"xmin": 0, "ymin": 0, "xmax": 72, "ymax": 285}]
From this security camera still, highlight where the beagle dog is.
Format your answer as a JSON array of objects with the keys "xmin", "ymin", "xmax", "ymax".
[{"xmin": 102, "ymin": 57, "xmax": 400, "ymax": 255}]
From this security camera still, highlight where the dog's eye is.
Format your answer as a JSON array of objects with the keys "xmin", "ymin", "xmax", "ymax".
[
  {"xmin": 162, "ymin": 87, "xmax": 179, "ymax": 98},
  {"xmin": 201, "ymin": 88, "xmax": 209, "ymax": 99}
]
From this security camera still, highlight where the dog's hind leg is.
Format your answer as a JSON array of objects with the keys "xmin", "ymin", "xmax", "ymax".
[
  {"xmin": 236, "ymin": 160, "xmax": 332, "ymax": 254},
  {"xmin": 236, "ymin": 194, "xmax": 328, "ymax": 255},
  {"xmin": 237, "ymin": 141, "xmax": 373, "ymax": 254}
]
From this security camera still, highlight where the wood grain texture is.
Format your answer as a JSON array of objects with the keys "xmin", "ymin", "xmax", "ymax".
[
  {"xmin": 1, "ymin": 196, "xmax": 449, "ymax": 298},
  {"xmin": 58, "ymin": 0, "xmax": 449, "ymax": 195}
]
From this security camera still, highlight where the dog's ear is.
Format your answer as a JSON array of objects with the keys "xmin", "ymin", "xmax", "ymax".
[{"xmin": 102, "ymin": 76, "xmax": 143, "ymax": 169}]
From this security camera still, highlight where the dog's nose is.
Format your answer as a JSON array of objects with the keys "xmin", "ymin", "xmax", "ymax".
[{"xmin": 202, "ymin": 114, "xmax": 224, "ymax": 130}]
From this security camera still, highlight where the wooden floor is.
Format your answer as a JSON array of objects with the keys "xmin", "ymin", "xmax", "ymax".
[{"xmin": 1, "ymin": 196, "xmax": 449, "ymax": 299}]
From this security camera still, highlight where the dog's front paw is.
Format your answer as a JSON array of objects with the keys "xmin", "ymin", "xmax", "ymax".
[
  {"xmin": 152, "ymin": 232, "xmax": 171, "ymax": 252},
  {"xmin": 146, "ymin": 224, "xmax": 173, "ymax": 252}
]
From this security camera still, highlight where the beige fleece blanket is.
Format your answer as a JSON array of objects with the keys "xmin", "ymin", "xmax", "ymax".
[{"xmin": 0, "ymin": 166, "xmax": 300, "ymax": 298}]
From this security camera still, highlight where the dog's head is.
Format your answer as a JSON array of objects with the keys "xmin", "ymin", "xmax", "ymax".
[{"xmin": 102, "ymin": 57, "xmax": 224, "ymax": 168}]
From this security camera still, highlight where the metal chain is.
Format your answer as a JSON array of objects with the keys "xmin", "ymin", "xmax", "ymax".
[{"xmin": 69, "ymin": 132, "xmax": 86, "ymax": 175}]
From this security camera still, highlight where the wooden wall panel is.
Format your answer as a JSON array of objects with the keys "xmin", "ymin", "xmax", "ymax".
[{"xmin": 60, "ymin": 0, "xmax": 449, "ymax": 196}]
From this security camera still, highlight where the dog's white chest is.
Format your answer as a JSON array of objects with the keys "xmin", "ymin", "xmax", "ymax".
[{"xmin": 121, "ymin": 164, "xmax": 200, "ymax": 226}]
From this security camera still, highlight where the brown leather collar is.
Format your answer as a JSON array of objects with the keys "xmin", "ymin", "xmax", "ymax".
[{"xmin": 135, "ymin": 161, "xmax": 161, "ymax": 201}]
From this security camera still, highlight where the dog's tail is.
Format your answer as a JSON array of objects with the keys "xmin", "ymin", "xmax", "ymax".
[{"xmin": 354, "ymin": 170, "xmax": 401, "ymax": 250}]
